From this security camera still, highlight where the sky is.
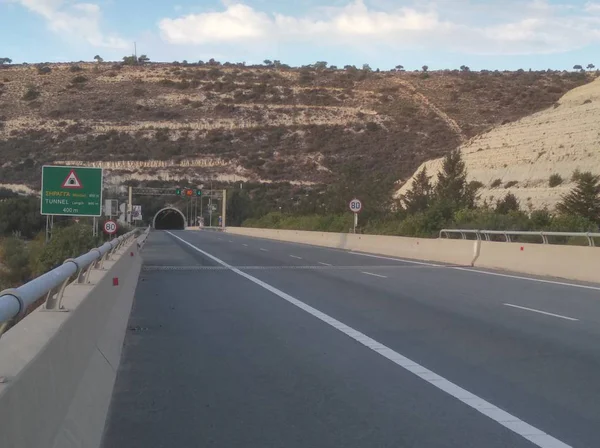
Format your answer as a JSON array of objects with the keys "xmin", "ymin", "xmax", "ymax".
[{"xmin": 1, "ymin": 0, "xmax": 600, "ymax": 70}]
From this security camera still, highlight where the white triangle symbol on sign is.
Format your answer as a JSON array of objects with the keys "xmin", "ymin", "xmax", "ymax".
[{"xmin": 61, "ymin": 170, "xmax": 83, "ymax": 189}]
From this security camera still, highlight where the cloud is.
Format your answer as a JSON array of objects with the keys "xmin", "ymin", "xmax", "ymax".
[
  {"xmin": 13, "ymin": 0, "xmax": 128, "ymax": 49},
  {"xmin": 158, "ymin": 0, "xmax": 600, "ymax": 56}
]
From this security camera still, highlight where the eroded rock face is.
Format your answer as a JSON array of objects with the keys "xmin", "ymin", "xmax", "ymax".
[
  {"xmin": 396, "ymin": 77, "xmax": 600, "ymax": 211},
  {"xmin": 0, "ymin": 63, "xmax": 592, "ymax": 199}
]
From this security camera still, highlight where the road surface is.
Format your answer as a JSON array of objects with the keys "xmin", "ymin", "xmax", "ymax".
[{"xmin": 101, "ymin": 230, "xmax": 600, "ymax": 448}]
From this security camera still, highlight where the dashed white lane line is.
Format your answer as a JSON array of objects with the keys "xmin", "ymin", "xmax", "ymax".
[
  {"xmin": 350, "ymin": 251, "xmax": 600, "ymax": 292},
  {"xmin": 318, "ymin": 262, "xmax": 333, "ymax": 266},
  {"xmin": 260, "ymin": 248, "xmax": 269, "ymax": 252},
  {"xmin": 167, "ymin": 231, "xmax": 571, "ymax": 448},
  {"xmin": 228, "ymin": 240, "xmax": 234, "ymax": 243},
  {"xmin": 361, "ymin": 271, "xmax": 388, "ymax": 279},
  {"xmin": 242, "ymin": 244, "xmax": 249, "ymax": 247},
  {"xmin": 290, "ymin": 255, "xmax": 303, "ymax": 259},
  {"xmin": 504, "ymin": 304, "xmax": 579, "ymax": 322}
]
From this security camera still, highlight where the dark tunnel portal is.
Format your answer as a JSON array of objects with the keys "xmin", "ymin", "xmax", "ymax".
[{"xmin": 154, "ymin": 208, "xmax": 186, "ymax": 230}]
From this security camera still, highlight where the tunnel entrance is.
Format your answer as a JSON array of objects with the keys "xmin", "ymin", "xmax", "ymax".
[{"xmin": 153, "ymin": 208, "xmax": 187, "ymax": 230}]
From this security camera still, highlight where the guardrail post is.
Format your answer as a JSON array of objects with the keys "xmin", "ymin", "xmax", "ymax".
[
  {"xmin": 504, "ymin": 233, "xmax": 511, "ymax": 243},
  {"xmin": 585, "ymin": 233, "xmax": 595, "ymax": 247},
  {"xmin": 540, "ymin": 232, "xmax": 548, "ymax": 244},
  {"xmin": 44, "ymin": 259, "xmax": 78, "ymax": 312}
]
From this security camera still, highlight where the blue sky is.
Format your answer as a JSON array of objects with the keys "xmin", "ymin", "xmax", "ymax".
[{"xmin": 1, "ymin": 0, "xmax": 600, "ymax": 70}]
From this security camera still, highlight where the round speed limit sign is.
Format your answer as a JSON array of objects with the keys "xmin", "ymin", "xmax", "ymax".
[
  {"xmin": 349, "ymin": 198, "xmax": 362, "ymax": 213},
  {"xmin": 103, "ymin": 220, "xmax": 118, "ymax": 235}
]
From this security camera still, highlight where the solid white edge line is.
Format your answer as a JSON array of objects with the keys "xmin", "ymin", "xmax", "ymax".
[
  {"xmin": 349, "ymin": 251, "xmax": 600, "ymax": 292},
  {"xmin": 361, "ymin": 271, "xmax": 388, "ymax": 279},
  {"xmin": 504, "ymin": 304, "xmax": 579, "ymax": 322},
  {"xmin": 166, "ymin": 231, "xmax": 571, "ymax": 448}
]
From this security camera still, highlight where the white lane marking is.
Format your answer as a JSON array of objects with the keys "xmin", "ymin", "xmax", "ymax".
[
  {"xmin": 228, "ymin": 240, "xmax": 234, "ymax": 243},
  {"xmin": 361, "ymin": 271, "xmax": 388, "ymax": 279},
  {"xmin": 504, "ymin": 304, "xmax": 579, "ymax": 322},
  {"xmin": 260, "ymin": 248, "xmax": 269, "ymax": 252},
  {"xmin": 350, "ymin": 251, "xmax": 600, "ymax": 292},
  {"xmin": 242, "ymin": 244, "xmax": 249, "ymax": 247},
  {"xmin": 290, "ymin": 255, "xmax": 303, "ymax": 259},
  {"xmin": 167, "ymin": 231, "xmax": 571, "ymax": 448},
  {"xmin": 318, "ymin": 262, "xmax": 333, "ymax": 266}
]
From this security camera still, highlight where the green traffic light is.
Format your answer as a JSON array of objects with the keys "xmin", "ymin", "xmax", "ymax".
[
  {"xmin": 175, "ymin": 188, "xmax": 182, "ymax": 196},
  {"xmin": 196, "ymin": 190, "xmax": 202, "ymax": 196}
]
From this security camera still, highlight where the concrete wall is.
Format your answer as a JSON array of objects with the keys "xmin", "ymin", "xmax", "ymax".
[
  {"xmin": 226, "ymin": 227, "xmax": 600, "ymax": 283},
  {"xmin": 0, "ymin": 240, "xmax": 142, "ymax": 448}
]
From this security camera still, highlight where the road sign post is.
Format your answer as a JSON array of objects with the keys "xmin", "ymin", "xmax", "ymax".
[
  {"xmin": 349, "ymin": 198, "xmax": 362, "ymax": 234},
  {"xmin": 41, "ymin": 166, "xmax": 103, "ymax": 217}
]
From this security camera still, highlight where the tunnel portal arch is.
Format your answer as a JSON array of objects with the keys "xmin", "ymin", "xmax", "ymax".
[{"xmin": 153, "ymin": 208, "xmax": 187, "ymax": 230}]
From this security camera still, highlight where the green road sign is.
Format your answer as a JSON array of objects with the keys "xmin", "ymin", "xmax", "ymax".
[
  {"xmin": 41, "ymin": 166, "xmax": 103, "ymax": 217},
  {"xmin": 195, "ymin": 189, "xmax": 202, "ymax": 196}
]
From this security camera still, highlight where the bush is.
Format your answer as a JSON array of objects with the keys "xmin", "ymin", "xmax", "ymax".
[
  {"xmin": 504, "ymin": 181, "xmax": 518, "ymax": 188},
  {"xmin": 0, "ymin": 237, "xmax": 31, "ymax": 289},
  {"xmin": 71, "ymin": 75, "xmax": 88, "ymax": 84},
  {"xmin": 37, "ymin": 65, "xmax": 51, "ymax": 75},
  {"xmin": 22, "ymin": 87, "xmax": 40, "ymax": 101},
  {"xmin": 31, "ymin": 224, "xmax": 100, "ymax": 275},
  {"xmin": 69, "ymin": 65, "xmax": 84, "ymax": 72},
  {"xmin": 548, "ymin": 173, "xmax": 563, "ymax": 187},
  {"xmin": 491, "ymin": 179, "xmax": 502, "ymax": 188}
]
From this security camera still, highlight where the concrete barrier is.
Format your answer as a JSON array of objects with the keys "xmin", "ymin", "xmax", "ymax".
[
  {"xmin": 226, "ymin": 228, "xmax": 475, "ymax": 265},
  {"xmin": 225, "ymin": 227, "xmax": 600, "ymax": 283},
  {"xmin": 0, "ymin": 239, "xmax": 143, "ymax": 448},
  {"xmin": 476, "ymin": 241, "xmax": 600, "ymax": 283}
]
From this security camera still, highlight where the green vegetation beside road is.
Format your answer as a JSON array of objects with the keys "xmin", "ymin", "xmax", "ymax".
[{"xmin": 239, "ymin": 150, "xmax": 600, "ymax": 240}]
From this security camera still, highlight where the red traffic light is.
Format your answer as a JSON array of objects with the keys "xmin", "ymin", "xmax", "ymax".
[{"xmin": 185, "ymin": 189, "xmax": 193, "ymax": 196}]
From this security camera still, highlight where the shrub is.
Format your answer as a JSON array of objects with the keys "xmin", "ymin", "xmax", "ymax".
[
  {"xmin": 71, "ymin": 75, "xmax": 88, "ymax": 84},
  {"xmin": 69, "ymin": 65, "xmax": 84, "ymax": 72},
  {"xmin": 504, "ymin": 180, "xmax": 518, "ymax": 188},
  {"xmin": 491, "ymin": 179, "xmax": 502, "ymax": 188},
  {"xmin": 22, "ymin": 86, "xmax": 40, "ymax": 101},
  {"xmin": 548, "ymin": 173, "xmax": 563, "ymax": 187},
  {"xmin": 37, "ymin": 65, "xmax": 51, "ymax": 75}
]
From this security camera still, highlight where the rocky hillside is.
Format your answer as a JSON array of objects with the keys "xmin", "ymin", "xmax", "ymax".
[
  {"xmin": 0, "ymin": 62, "xmax": 592, "ymax": 207},
  {"xmin": 396, "ymin": 76, "xmax": 600, "ymax": 211}
]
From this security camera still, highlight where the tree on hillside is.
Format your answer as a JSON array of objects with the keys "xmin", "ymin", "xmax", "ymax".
[
  {"xmin": 93, "ymin": 55, "xmax": 103, "ymax": 63},
  {"xmin": 122, "ymin": 55, "xmax": 136, "ymax": 65},
  {"xmin": 495, "ymin": 192, "xmax": 520, "ymax": 214},
  {"xmin": 587, "ymin": 63, "xmax": 596, "ymax": 70},
  {"xmin": 402, "ymin": 167, "xmax": 432, "ymax": 213},
  {"xmin": 263, "ymin": 59, "xmax": 273, "ymax": 66},
  {"xmin": 138, "ymin": 54, "xmax": 150, "ymax": 64},
  {"xmin": 460, "ymin": 65, "xmax": 470, "ymax": 72},
  {"xmin": 557, "ymin": 171, "xmax": 600, "ymax": 224},
  {"xmin": 422, "ymin": 65, "xmax": 429, "ymax": 72},
  {"xmin": 434, "ymin": 149, "xmax": 475, "ymax": 209},
  {"xmin": 0, "ymin": 58, "xmax": 12, "ymax": 65},
  {"xmin": 395, "ymin": 65, "xmax": 404, "ymax": 71},
  {"xmin": 314, "ymin": 61, "xmax": 328, "ymax": 70},
  {"xmin": 362, "ymin": 63, "xmax": 372, "ymax": 72},
  {"xmin": 573, "ymin": 64, "xmax": 583, "ymax": 71}
]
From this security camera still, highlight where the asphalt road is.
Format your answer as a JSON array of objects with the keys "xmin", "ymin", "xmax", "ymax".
[{"xmin": 101, "ymin": 230, "xmax": 600, "ymax": 448}]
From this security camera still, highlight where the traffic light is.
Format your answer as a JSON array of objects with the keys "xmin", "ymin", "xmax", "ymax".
[
  {"xmin": 175, "ymin": 188, "xmax": 182, "ymax": 196},
  {"xmin": 185, "ymin": 189, "xmax": 193, "ymax": 197},
  {"xmin": 195, "ymin": 189, "xmax": 202, "ymax": 197}
]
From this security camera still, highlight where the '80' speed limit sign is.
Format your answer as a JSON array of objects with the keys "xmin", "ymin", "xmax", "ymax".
[
  {"xmin": 349, "ymin": 198, "xmax": 362, "ymax": 213},
  {"xmin": 103, "ymin": 220, "xmax": 118, "ymax": 235}
]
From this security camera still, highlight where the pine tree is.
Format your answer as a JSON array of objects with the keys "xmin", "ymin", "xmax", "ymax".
[
  {"xmin": 403, "ymin": 167, "xmax": 432, "ymax": 213},
  {"xmin": 557, "ymin": 172, "xmax": 600, "ymax": 223},
  {"xmin": 434, "ymin": 149, "xmax": 474, "ymax": 208},
  {"xmin": 495, "ymin": 192, "xmax": 520, "ymax": 214}
]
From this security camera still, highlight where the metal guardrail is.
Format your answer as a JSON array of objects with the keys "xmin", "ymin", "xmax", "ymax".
[
  {"xmin": 439, "ymin": 229, "xmax": 600, "ymax": 247},
  {"xmin": 0, "ymin": 229, "xmax": 140, "ymax": 337}
]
